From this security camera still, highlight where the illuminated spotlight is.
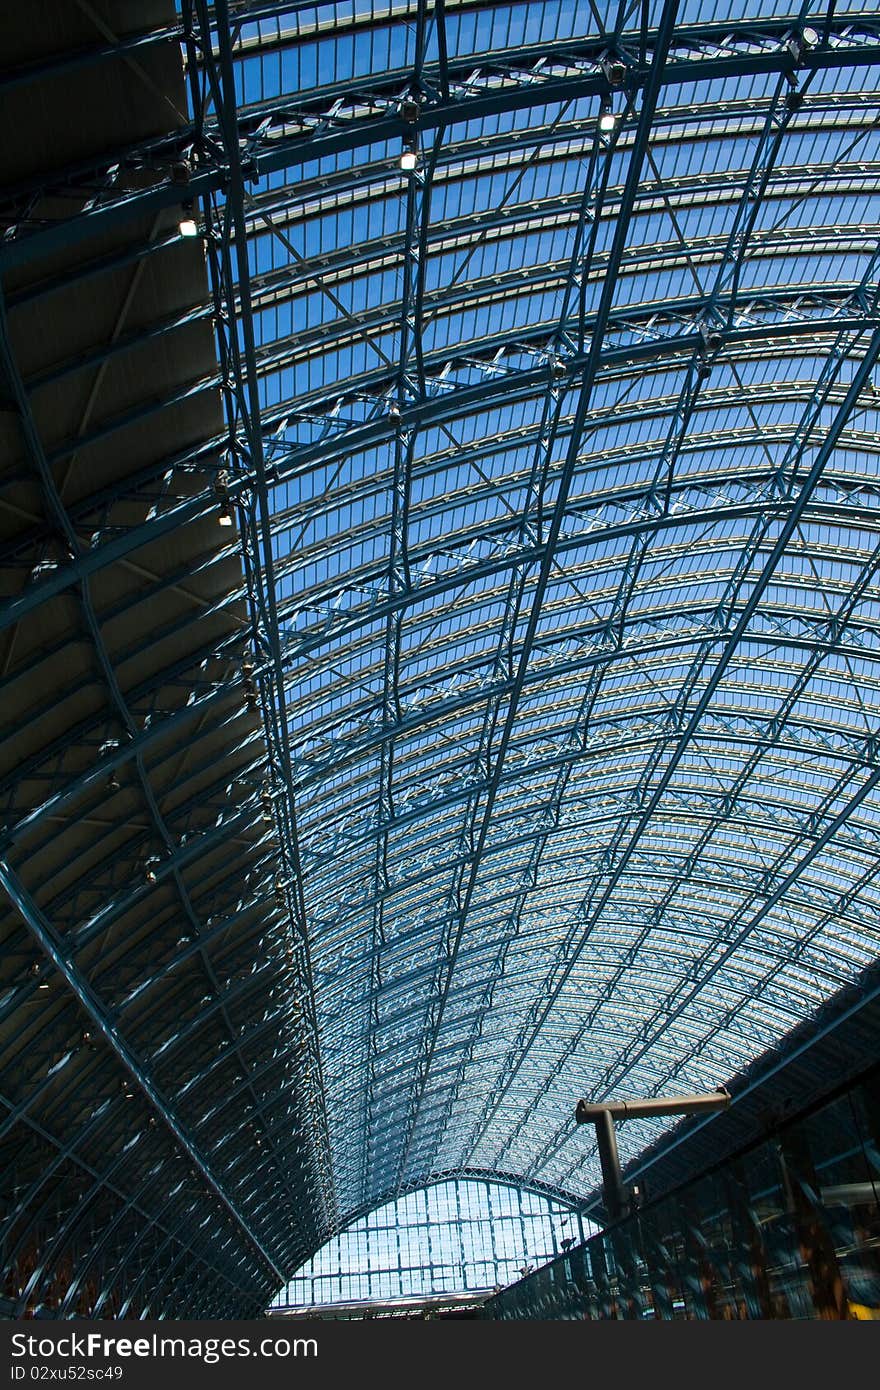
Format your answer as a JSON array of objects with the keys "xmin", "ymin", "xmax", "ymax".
[
  {"xmin": 400, "ymin": 148, "xmax": 418, "ymax": 172},
  {"xmin": 179, "ymin": 202, "xmax": 198, "ymax": 237},
  {"xmin": 218, "ymin": 503, "xmax": 234, "ymax": 527},
  {"xmin": 599, "ymin": 109, "xmax": 617, "ymax": 133}
]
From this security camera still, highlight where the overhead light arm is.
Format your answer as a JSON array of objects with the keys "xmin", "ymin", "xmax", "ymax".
[{"xmin": 574, "ymin": 1087, "xmax": 731, "ymax": 1222}]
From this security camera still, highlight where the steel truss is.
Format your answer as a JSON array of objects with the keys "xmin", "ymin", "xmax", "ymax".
[
  {"xmin": 166, "ymin": 0, "xmax": 880, "ymax": 1222},
  {"xmin": 0, "ymin": 1, "xmax": 328, "ymax": 1319},
  {"xmin": 3, "ymin": 0, "xmax": 880, "ymax": 1313}
]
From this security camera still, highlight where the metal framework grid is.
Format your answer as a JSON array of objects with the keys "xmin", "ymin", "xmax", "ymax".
[
  {"xmin": 2, "ymin": 0, "xmax": 880, "ymax": 1317},
  {"xmin": 269, "ymin": 1177, "xmax": 584, "ymax": 1310}
]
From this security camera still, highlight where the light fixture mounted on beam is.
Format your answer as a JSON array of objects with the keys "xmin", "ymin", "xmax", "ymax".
[
  {"xmin": 178, "ymin": 201, "xmax": 198, "ymax": 237},
  {"xmin": 599, "ymin": 102, "xmax": 617, "ymax": 134},
  {"xmin": 601, "ymin": 54, "xmax": 626, "ymax": 86},
  {"xmin": 214, "ymin": 467, "xmax": 234, "ymax": 527},
  {"xmin": 400, "ymin": 135, "xmax": 418, "ymax": 172}
]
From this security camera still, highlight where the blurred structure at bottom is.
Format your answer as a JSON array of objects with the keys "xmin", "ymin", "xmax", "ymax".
[{"xmin": 482, "ymin": 1068, "xmax": 880, "ymax": 1319}]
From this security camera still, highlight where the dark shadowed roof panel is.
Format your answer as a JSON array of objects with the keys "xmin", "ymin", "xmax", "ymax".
[{"xmin": 0, "ymin": 0, "xmax": 327, "ymax": 1318}]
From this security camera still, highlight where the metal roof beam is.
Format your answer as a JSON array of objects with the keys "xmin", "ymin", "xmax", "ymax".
[
  {"xmin": 451, "ymin": 245, "xmax": 880, "ymax": 1170},
  {"xmin": 2, "ymin": 291, "xmax": 872, "ymax": 643},
  {"xmin": 0, "ymin": 860, "xmax": 288, "ymax": 1285},
  {"xmin": 3, "ymin": 15, "xmax": 879, "ymax": 273},
  {"xmin": 389, "ymin": 0, "xmax": 681, "ymax": 1191},
  {"xmin": 0, "ymin": 1090, "xmax": 257, "ymax": 1312}
]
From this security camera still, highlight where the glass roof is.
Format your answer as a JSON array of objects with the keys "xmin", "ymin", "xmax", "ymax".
[
  {"xmin": 270, "ymin": 1177, "xmax": 585, "ymax": 1308},
  {"xmin": 188, "ymin": 0, "xmax": 880, "ymax": 1221}
]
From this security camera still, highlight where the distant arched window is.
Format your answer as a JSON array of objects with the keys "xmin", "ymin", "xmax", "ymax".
[{"xmin": 269, "ymin": 1179, "xmax": 591, "ymax": 1311}]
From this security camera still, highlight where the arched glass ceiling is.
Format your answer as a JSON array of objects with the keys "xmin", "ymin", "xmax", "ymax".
[
  {"xmin": 184, "ymin": 0, "xmax": 880, "ymax": 1223},
  {"xmin": 269, "ymin": 1177, "xmax": 584, "ymax": 1309}
]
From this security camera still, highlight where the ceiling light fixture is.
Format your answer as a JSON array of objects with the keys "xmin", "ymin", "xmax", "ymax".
[
  {"xmin": 400, "ymin": 120, "xmax": 419, "ymax": 172},
  {"xmin": 601, "ymin": 55, "xmax": 626, "ymax": 86},
  {"xmin": 214, "ymin": 467, "xmax": 233, "ymax": 526},
  {"xmin": 699, "ymin": 322, "xmax": 723, "ymax": 354},
  {"xmin": 599, "ymin": 108, "xmax": 617, "ymax": 133},
  {"xmin": 179, "ymin": 202, "xmax": 198, "ymax": 237}
]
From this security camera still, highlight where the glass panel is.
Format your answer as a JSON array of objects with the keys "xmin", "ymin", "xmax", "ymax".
[{"xmin": 272, "ymin": 1178, "xmax": 581, "ymax": 1309}]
